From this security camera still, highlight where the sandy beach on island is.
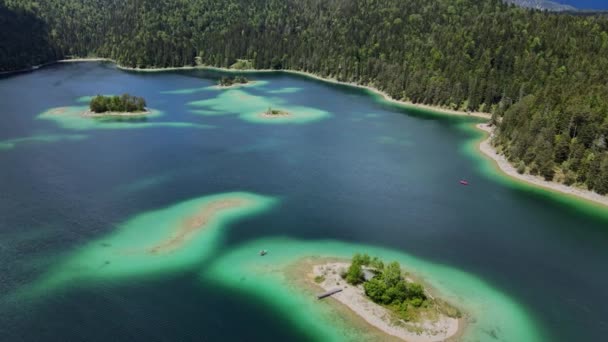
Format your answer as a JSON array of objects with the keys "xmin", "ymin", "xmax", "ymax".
[
  {"xmin": 147, "ymin": 198, "xmax": 249, "ymax": 254},
  {"xmin": 260, "ymin": 111, "xmax": 290, "ymax": 119},
  {"xmin": 477, "ymin": 123, "xmax": 608, "ymax": 208},
  {"xmin": 288, "ymin": 259, "xmax": 462, "ymax": 342},
  {"xmin": 212, "ymin": 81, "xmax": 259, "ymax": 90},
  {"xmin": 81, "ymin": 109, "xmax": 151, "ymax": 118}
]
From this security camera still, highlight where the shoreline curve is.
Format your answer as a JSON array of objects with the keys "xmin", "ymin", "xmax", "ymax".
[
  {"xmin": 10, "ymin": 58, "xmax": 608, "ymax": 208},
  {"xmin": 476, "ymin": 123, "xmax": 608, "ymax": 208}
]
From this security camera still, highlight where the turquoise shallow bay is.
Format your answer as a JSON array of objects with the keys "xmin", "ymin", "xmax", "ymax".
[{"xmin": 205, "ymin": 238, "xmax": 545, "ymax": 341}]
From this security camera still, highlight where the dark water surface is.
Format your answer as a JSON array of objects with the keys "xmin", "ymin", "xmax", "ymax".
[
  {"xmin": 0, "ymin": 62, "xmax": 607, "ymax": 341},
  {"xmin": 556, "ymin": 0, "xmax": 608, "ymax": 10}
]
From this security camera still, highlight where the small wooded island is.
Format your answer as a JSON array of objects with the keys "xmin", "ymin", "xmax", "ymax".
[
  {"xmin": 217, "ymin": 76, "xmax": 249, "ymax": 87},
  {"xmin": 312, "ymin": 253, "xmax": 461, "ymax": 340},
  {"xmin": 262, "ymin": 106, "xmax": 289, "ymax": 117},
  {"xmin": 343, "ymin": 253, "xmax": 459, "ymax": 320},
  {"xmin": 87, "ymin": 94, "xmax": 148, "ymax": 116}
]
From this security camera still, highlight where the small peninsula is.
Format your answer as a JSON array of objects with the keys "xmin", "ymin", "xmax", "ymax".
[
  {"xmin": 85, "ymin": 94, "xmax": 149, "ymax": 117},
  {"xmin": 217, "ymin": 75, "xmax": 250, "ymax": 88},
  {"xmin": 310, "ymin": 253, "xmax": 462, "ymax": 341}
]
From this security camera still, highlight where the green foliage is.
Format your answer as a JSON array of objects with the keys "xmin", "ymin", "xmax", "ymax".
[
  {"xmin": 352, "ymin": 253, "xmax": 371, "ymax": 266},
  {"xmin": 344, "ymin": 258, "xmax": 364, "ymax": 285},
  {"xmin": 89, "ymin": 94, "xmax": 146, "ymax": 113},
  {"xmin": 3, "ymin": 0, "xmax": 608, "ymax": 192},
  {"xmin": 517, "ymin": 161, "xmax": 526, "ymax": 174},
  {"xmin": 314, "ymin": 275, "xmax": 325, "ymax": 283},
  {"xmin": 343, "ymin": 254, "xmax": 363, "ymax": 285},
  {"xmin": 230, "ymin": 59, "xmax": 253, "ymax": 70},
  {"xmin": 363, "ymin": 278, "xmax": 388, "ymax": 303},
  {"xmin": 0, "ymin": 2, "xmax": 57, "ymax": 72},
  {"xmin": 349, "ymin": 255, "xmax": 429, "ymax": 319},
  {"xmin": 218, "ymin": 76, "xmax": 249, "ymax": 86},
  {"xmin": 369, "ymin": 256, "xmax": 384, "ymax": 270},
  {"xmin": 381, "ymin": 261, "xmax": 402, "ymax": 288}
]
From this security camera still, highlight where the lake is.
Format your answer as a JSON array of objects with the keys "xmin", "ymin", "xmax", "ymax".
[
  {"xmin": 0, "ymin": 62, "xmax": 607, "ymax": 341},
  {"xmin": 556, "ymin": 0, "xmax": 608, "ymax": 10}
]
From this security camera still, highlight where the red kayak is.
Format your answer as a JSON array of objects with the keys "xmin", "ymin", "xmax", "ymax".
[{"xmin": 460, "ymin": 180, "xmax": 469, "ymax": 186}]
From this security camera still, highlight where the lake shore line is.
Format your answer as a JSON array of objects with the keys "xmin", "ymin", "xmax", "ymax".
[
  {"xmin": 135, "ymin": 64, "xmax": 492, "ymax": 120},
  {"xmin": 476, "ymin": 123, "xmax": 608, "ymax": 208},
  {"xmin": 13, "ymin": 58, "xmax": 608, "ymax": 207},
  {"xmin": 285, "ymin": 257, "xmax": 464, "ymax": 342}
]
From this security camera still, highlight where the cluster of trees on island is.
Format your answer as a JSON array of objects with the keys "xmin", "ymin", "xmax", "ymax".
[
  {"xmin": 264, "ymin": 107, "xmax": 287, "ymax": 116},
  {"xmin": 343, "ymin": 253, "xmax": 441, "ymax": 320},
  {"xmin": 2, "ymin": 0, "xmax": 608, "ymax": 193},
  {"xmin": 218, "ymin": 76, "xmax": 249, "ymax": 87},
  {"xmin": 89, "ymin": 94, "xmax": 146, "ymax": 113}
]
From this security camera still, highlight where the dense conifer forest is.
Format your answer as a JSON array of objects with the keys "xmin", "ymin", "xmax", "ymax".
[
  {"xmin": 89, "ymin": 94, "xmax": 146, "ymax": 113},
  {"xmin": 1, "ymin": 0, "xmax": 607, "ymax": 193}
]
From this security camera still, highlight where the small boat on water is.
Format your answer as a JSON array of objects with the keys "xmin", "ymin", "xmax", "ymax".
[
  {"xmin": 259, "ymin": 250, "xmax": 268, "ymax": 256},
  {"xmin": 460, "ymin": 180, "xmax": 469, "ymax": 186}
]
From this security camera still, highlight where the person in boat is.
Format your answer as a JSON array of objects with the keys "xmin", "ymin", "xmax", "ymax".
[{"xmin": 259, "ymin": 250, "xmax": 268, "ymax": 256}]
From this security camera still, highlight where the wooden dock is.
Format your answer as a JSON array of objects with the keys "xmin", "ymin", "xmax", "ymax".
[{"xmin": 317, "ymin": 288, "xmax": 343, "ymax": 299}]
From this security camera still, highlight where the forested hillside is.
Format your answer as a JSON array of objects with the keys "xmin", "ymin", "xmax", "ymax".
[
  {"xmin": 0, "ymin": 2, "xmax": 57, "ymax": 71},
  {"xmin": 1, "ymin": 0, "xmax": 608, "ymax": 193}
]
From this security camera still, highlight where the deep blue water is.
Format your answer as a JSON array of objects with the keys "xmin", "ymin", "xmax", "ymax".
[
  {"xmin": 556, "ymin": 0, "xmax": 608, "ymax": 10},
  {"xmin": 0, "ymin": 62, "xmax": 607, "ymax": 341}
]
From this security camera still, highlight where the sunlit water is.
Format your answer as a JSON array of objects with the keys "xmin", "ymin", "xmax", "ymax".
[{"xmin": 0, "ymin": 62, "xmax": 607, "ymax": 341}]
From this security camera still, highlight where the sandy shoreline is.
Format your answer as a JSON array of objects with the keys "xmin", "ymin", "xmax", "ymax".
[
  {"xmin": 212, "ymin": 81, "xmax": 258, "ymax": 89},
  {"xmin": 9, "ymin": 57, "xmax": 490, "ymax": 119},
  {"xmin": 199, "ymin": 66, "xmax": 492, "ymax": 120},
  {"xmin": 306, "ymin": 260, "xmax": 461, "ymax": 341},
  {"xmin": 477, "ymin": 123, "xmax": 608, "ymax": 208},
  {"xmin": 81, "ymin": 109, "xmax": 151, "ymax": 118}
]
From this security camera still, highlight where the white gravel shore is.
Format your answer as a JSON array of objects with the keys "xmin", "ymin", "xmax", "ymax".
[{"xmin": 313, "ymin": 262, "xmax": 459, "ymax": 342}]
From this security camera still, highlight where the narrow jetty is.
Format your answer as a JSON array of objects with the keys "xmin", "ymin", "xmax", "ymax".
[{"xmin": 317, "ymin": 288, "xmax": 343, "ymax": 299}]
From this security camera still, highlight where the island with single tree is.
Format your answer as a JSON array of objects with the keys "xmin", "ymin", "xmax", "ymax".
[
  {"xmin": 310, "ymin": 253, "xmax": 462, "ymax": 341},
  {"xmin": 86, "ymin": 94, "xmax": 149, "ymax": 117},
  {"xmin": 261, "ymin": 106, "xmax": 290, "ymax": 118},
  {"xmin": 217, "ymin": 76, "xmax": 250, "ymax": 88}
]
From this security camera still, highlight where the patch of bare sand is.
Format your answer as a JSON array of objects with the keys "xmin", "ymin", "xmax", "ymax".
[
  {"xmin": 81, "ymin": 109, "xmax": 151, "ymax": 117},
  {"xmin": 259, "ymin": 111, "xmax": 290, "ymax": 119},
  {"xmin": 146, "ymin": 198, "xmax": 250, "ymax": 254},
  {"xmin": 49, "ymin": 107, "xmax": 68, "ymax": 115}
]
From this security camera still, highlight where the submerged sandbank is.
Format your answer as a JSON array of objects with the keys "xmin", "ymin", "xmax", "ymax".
[
  {"xmin": 0, "ymin": 134, "xmax": 87, "ymax": 151},
  {"xmin": 199, "ymin": 66, "xmax": 492, "ymax": 120},
  {"xmin": 161, "ymin": 80, "xmax": 268, "ymax": 95},
  {"xmin": 188, "ymin": 89, "xmax": 329, "ymax": 124},
  {"xmin": 203, "ymin": 238, "xmax": 546, "ymax": 342},
  {"xmin": 19, "ymin": 192, "xmax": 277, "ymax": 298},
  {"xmin": 146, "ymin": 198, "xmax": 251, "ymax": 254}
]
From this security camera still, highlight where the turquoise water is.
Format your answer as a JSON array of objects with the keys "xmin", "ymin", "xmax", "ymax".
[{"xmin": 0, "ymin": 62, "xmax": 607, "ymax": 341}]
